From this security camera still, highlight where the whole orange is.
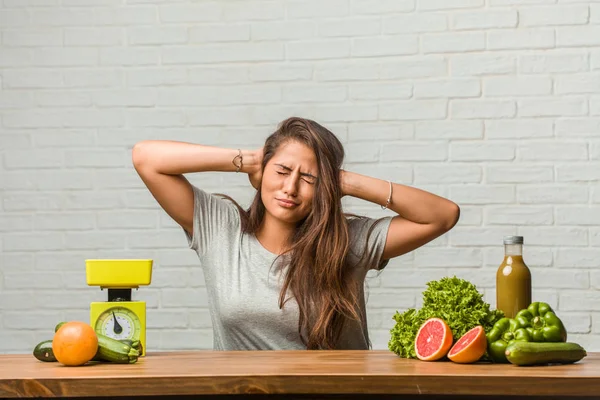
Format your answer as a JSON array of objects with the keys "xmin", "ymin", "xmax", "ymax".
[{"xmin": 52, "ymin": 321, "xmax": 98, "ymax": 366}]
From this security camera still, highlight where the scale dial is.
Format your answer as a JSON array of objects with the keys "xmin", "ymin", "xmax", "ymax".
[{"xmin": 95, "ymin": 306, "xmax": 141, "ymax": 341}]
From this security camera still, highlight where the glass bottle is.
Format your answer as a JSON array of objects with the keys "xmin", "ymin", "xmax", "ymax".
[{"xmin": 496, "ymin": 236, "xmax": 532, "ymax": 319}]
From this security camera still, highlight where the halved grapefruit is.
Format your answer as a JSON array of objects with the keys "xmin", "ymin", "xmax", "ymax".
[
  {"xmin": 447, "ymin": 325, "xmax": 487, "ymax": 364},
  {"xmin": 414, "ymin": 318, "xmax": 453, "ymax": 361}
]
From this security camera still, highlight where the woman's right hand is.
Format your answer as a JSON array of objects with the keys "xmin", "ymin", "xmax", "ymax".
[{"xmin": 245, "ymin": 148, "xmax": 264, "ymax": 190}]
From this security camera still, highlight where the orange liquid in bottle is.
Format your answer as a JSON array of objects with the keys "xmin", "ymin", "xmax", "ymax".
[{"xmin": 496, "ymin": 236, "xmax": 532, "ymax": 319}]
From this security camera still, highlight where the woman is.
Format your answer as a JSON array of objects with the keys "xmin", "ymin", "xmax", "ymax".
[{"xmin": 132, "ymin": 117, "xmax": 459, "ymax": 351}]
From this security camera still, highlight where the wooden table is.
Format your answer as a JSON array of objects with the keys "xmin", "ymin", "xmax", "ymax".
[{"xmin": 1, "ymin": 350, "xmax": 599, "ymax": 399}]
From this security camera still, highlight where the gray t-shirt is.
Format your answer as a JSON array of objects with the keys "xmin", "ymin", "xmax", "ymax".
[{"xmin": 183, "ymin": 185, "xmax": 392, "ymax": 351}]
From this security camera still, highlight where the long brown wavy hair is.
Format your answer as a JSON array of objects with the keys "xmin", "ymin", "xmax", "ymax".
[{"xmin": 223, "ymin": 117, "xmax": 364, "ymax": 350}]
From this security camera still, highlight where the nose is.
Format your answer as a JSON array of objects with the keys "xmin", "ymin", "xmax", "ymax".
[{"xmin": 282, "ymin": 173, "xmax": 299, "ymax": 197}]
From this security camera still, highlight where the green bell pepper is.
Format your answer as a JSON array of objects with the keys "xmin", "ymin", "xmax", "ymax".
[
  {"xmin": 486, "ymin": 317, "xmax": 532, "ymax": 363},
  {"xmin": 514, "ymin": 302, "xmax": 567, "ymax": 343}
]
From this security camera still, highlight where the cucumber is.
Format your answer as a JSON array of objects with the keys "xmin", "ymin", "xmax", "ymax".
[
  {"xmin": 505, "ymin": 341, "xmax": 587, "ymax": 366},
  {"xmin": 95, "ymin": 333, "xmax": 140, "ymax": 364},
  {"xmin": 33, "ymin": 340, "xmax": 56, "ymax": 362}
]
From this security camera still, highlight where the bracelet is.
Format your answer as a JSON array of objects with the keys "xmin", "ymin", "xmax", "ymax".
[
  {"xmin": 381, "ymin": 181, "xmax": 393, "ymax": 210},
  {"xmin": 232, "ymin": 149, "xmax": 243, "ymax": 172}
]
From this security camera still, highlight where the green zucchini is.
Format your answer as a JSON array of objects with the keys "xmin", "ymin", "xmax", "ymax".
[
  {"xmin": 95, "ymin": 333, "xmax": 140, "ymax": 364},
  {"xmin": 505, "ymin": 341, "xmax": 587, "ymax": 366},
  {"xmin": 54, "ymin": 321, "xmax": 66, "ymax": 332},
  {"xmin": 33, "ymin": 340, "xmax": 56, "ymax": 362}
]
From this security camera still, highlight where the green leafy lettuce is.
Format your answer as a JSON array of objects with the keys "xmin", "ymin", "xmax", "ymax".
[{"xmin": 388, "ymin": 276, "xmax": 504, "ymax": 359}]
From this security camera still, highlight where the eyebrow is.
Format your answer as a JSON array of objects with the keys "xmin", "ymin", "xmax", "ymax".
[{"xmin": 275, "ymin": 163, "xmax": 317, "ymax": 180}]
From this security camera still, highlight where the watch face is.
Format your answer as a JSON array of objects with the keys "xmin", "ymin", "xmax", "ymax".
[{"xmin": 95, "ymin": 306, "xmax": 141, "ymax": 341}]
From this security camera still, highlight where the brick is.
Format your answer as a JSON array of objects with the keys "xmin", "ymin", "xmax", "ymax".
[
  {"xmin": 288, "ymin": 0, "xmax": 349, "ymax": 17},
  {"xmin": 314, "ymin": 105, "xmax": 377, "ymax": 122},
  {"xmin": 518, "ymin": 227, "xmax": 587, "ymax": 246},
  {"xmin": 557, "ymin": 165, "xmax": 600, "ymax": 182},
  {"xmin": 0, "ymin": 254, "xmax": 34, "ymax": 271},
  {"xmin": 561, "ymin": 292, "xmax": 600, "ymax": 311},
  {"xmin": 162, "ymin": 289, "xmax": 209, "ymax": 308},
  {"xmin": 451, "ymin": 54, "xmax": 516, "ymax": 76},
  {"xmin": 64, "ymin": 27, "xmax": 123, "ymax": 46},
  {"xmin": 419, "ymin": 0, "xmax": 484, "ymax": 11},
  {"xmin": 520, "ymin": 5, "xmax": 589, "ymax": 26},
  {"xmin": 450, "ymin": 185, "xmax": 514, "ymax": 204},
  {"xmin": 488, "ymin": 29, "xmax": 554, "ymax": 50},
  {"xmin": 35, "ymin": 91, "xmax": 92, "ymax": 107},
  {"xmin": 520, "ymin": 52, "xmax": 589, "ymax": 73},
  {"xmin": 556, "ymin": 74, "xmax": 600, "ymax": 94},
  {"xmin": 97, "ymin": 211, "xmax": 158, "ymax": 229},
  {"xmin": 561, "ymin": 313, "xmax": 592, "ymax": 334},
  {"xmin": 422, "ymin": 32, "xmax": 485, "ymax": 54},
  {"xmin": 158, "ymin": 4, "xmax": 221, "ymax": 23},
  {"xmin": 557, "ymin": 27, "xmax": 600, "ymax": 47},
  {"xmin": 490, "ymin": 0, "xmax": 555, "ymax": 4},
  {"xmin": 190, "ymin": 310, "xmax": 213, "ymax": 328},
  {"xmin": 519, "ymin": 142, "xmax": 588, "ymax": 161},
  {"xmin": 0, "ymin": 134, "xmax": 32, "ymax": 150},
  {"xmin": 380, "ymin": 57, "xmax": 448, "ymax": 79},
  {"xmin": 189, "ymin": 66, "xmax": 248, "ymax": 85},
  {"xmin": 556, "ymin": 249, "xmax": 600, "ymax": 268},
  {"xmin": 3, "ymin": 70, "xmax": 64, "ymax": 89},
  {"xmin": 344, "ymin": 143, "xmax": 380, "ymax": 163},
  {"xmin": 34, "ymin": 48, "xmax": 98, "ymax": 67},
  {"xmin": 416, "ymin": 121, "xmax": 482, "ymax": 139},
  {"xmin": 128, "ymin": 230, "xmax": 184, "ymax": 249},
  {"xmin": 94, "ymin": 89, "xmax": 157, "ymax": 107},
  {"xmin": 450, "ymin": 227, "xmax": 516, "ymax": 247},
  {"xmin": 350, "ymin": 0, "xmax": 415, "ymax": 14},
  {"xmin": 126, "ymin": 68, "xmax": 188, "ymax": 86},
  {"xmin": 0, "ymin": 9, "xmax": 30, "ymax": 27},
  {"xmin": 414, "ymin": 248, "xmax": 483, "ymax": 268},
  {"xmin": 65, "ymin": 70, "xmax": 123, "ymax": 88},
  {"xmin": 484, "ymin": 77, "xmax": 552, "ymax": 97},
  {"xmin": 160, "ymin": 329, "xmax": 213, "ymax": 350},
  {"xmin": 283, "ymin": 84, "xmax": 347, "ymax": 103},
  {"xmin": 4, "ymin": 273, "xmax": 63, "ymax": 289},
  {"xmin": 4, "ymin": 0, "xmax": 57, "ymax": 5},
  {"xmin": 63, "ymin": 231, "xmax": 128, "ymax": 250},
  {"xmin": 486, "ymin": 119, "xmax": 553, "ymax": 139},
  {"xmin": 593, "ymin": 98, "xmax": 600, "ymax": 115},
  {"xmin": 100, "ymin": 48, "xmax": 159, "ymax": 66},
  {"xmin": 150, "ymin": 269, "xmax": 191, "ymax": 288},
  {"xmin": 0, "ymin": 48, "xmax": 33, "ymax": 68},
  {"xmin": 0, "ymin": 92, "xmax": 32, "ymax": 109},
  {"xmin": 287, "ymin": 39, "xmax": 350, "ymax": 60},
  {"xmin": 348, "ymin": 123, "xmax": 414, "ymax": 141},
  {"xmin": 414, "ymin": 79, "xmax": 480, "ymax": 98},
  {"xmin": 353, "ymin": 35, "xmax": 418, "ymax": 57},
  {"xmin": 518, "ymin": 97, "xmax": 587, "ymax": 117},
  {"xmin": 3, "ymin": 193, "xmax": 62, "ymax": 211},
  {"xmin": 319, "ymin": 18, "xmax": 381, "ymax": 37},
  {"xmin": 555, "ymin": 118, "xmax": 600, "ymax": 137},
  {"xmin": 518, "ymin": 185, "xmax": 588, "ymax": 204},
  {"xmin": 95, "ymin": 6, "xmax": 157, "ymax": 25},
  {"xmin": 131, "ymin": 27, "xmax": 188, "ymax": 45},
  {"xmin": 33, "ymin": 251, "xmax": 92, "ymax": 270},
  {"xmin": 3, "ymin": 233, "xmax": 63, "ymax": 252},
  {"xmin": 380, "ymin": 142, "xmax": 447, "ymax": 161},
  {"xmin": 127, "ymin": 110, "xmax": 185, "ymax": 127},
  {"xmin": 0, "ymin": 291, "xmax": 37, "ymax": 311},
  {"xmin": 557, "ymin": 207, "xmax": 600, "ymax": 226},
  {"xmin": 593, "ymin": 229, "xmax": 600, "ymax": 247},
  {"xmin": 222, "ymin": 1, "xmax": 284, "ymax": 21},
  {"xmin": 187, "ymin": 107, "xmax": 254, "ymax": 126},
  {"xmin": 486, "ymin": 206, "xmax": 553, "ymax": 226},
  {"xmin": 451, "ymin": 100, "xmax": 516, "ymax": 119},
  {"xmin": 593, "ymin": 4, "xmax": 600, "ymax": 23},
  {"xmin": 0, "ymin": 215, "xmax": 33, "ymax": 232},
  {"xmin": 593, "ymin": 273, "xmax": 600, "ymax": 289},
  {"xmin": 367, "ymin": 290, "xmax": 416, "ymax": 309},
  {"xmin": 252, "ymin": 21, "xmax": 315, "ymax": 40},
  {"xmin": 3, "ymin": 311, "xmax": 64, "ymax": 330},
  {"xmin": 2, "ymin": 29, "xmax": 62, "ymax": 46},
  {"xmin": 487, "ymin": 166, "xmax": 553, "ymax": 183},
  {"xmin": 4, "ymin": 149, "xmax": 63, "ymax": 169},
  {"xmin": 349, "ymin": 83, "xmax": 411, "ymax": 100},
  {"xmin": 456, "ymin": 206, "xmax": 482, "ymax": 225},
  {"xmin": 147, "ymin": 310, "xmax": 189, "ymax": 329},
  {"xmin": 593, "ymin": 143, "xmax": 600, "ymax": 160},
  {"xmin": 452, "ymin": 10, "xmax": 517, "ymax": 30},
  {"xmin": 34, "ymin": 212, "xmax": 95, "ymax": 231},
  {"xmin": 383, "ymin": 14, "xmax": 447, "ymax": 34},
  {"xmin": 415, "ymin": 165, "xmax": 481, "ymax": 184},
  {"xmin": 251, "ymin": 65, "xmax": 312, "ymax": 82},
  {"xmin": 379, "ymin": 100, "xmax": 447, "ymax": 121},
  {"xmin": 593, "ymin": 187, "xmax": 600, "ymax": 203},
  {"xmin": 163, "ymin": 43, "xmax": 283, "ymax": 64}
]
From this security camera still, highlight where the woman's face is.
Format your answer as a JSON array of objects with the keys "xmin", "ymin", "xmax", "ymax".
[{"xmin": 261, "ymin": 140, "xmax": 318, "ymax": 226}]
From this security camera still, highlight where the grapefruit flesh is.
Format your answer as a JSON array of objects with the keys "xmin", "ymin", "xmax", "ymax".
[
  {"xmin": 448, "ymin": 325, "xmax": 487, "ymax": 364},
  {"xmin": 414, "ymin": 318, "xmax": 453, "ymax": 361}
]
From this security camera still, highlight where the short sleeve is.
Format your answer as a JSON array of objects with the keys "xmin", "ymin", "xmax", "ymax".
[
  {"xmin": 183, "ymin": 185, "xmax": 241, "ymax": 256},
  {"xmin": 347, "ymin": 216, "xmax": 393, "ymax": 272}
]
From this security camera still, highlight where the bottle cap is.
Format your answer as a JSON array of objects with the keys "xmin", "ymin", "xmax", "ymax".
[{"xmin": 503, "ymin": 235, "xmax": 524, "ymax": 245}]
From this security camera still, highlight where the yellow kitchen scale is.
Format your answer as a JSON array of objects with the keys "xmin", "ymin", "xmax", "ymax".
[{"xmin": 85, "ymin": 259, "xmax": 153, "ymax": 356}]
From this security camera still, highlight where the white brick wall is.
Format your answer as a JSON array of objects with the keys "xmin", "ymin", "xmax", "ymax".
[{"xmin": 1, "ymin": 0, "xmax": 599, "ymax": 354}]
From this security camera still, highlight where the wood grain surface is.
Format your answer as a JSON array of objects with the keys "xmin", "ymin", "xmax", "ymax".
[{"xmin": 1, "ymin": 350, "xmax": 599, "ymax": 398}]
